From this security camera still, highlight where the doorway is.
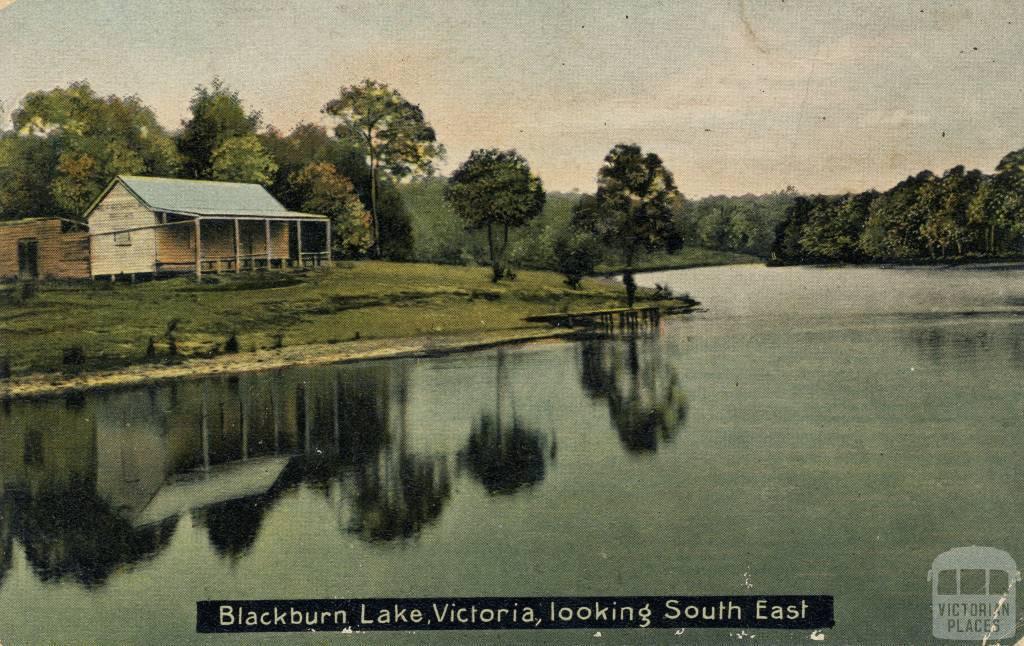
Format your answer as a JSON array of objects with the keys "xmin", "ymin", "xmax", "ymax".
[{"xmin": 17, "ymin": 238, "xmax": 39, "ymax": 279}]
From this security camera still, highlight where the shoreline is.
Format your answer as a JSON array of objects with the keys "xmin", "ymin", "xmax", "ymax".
[{"xmin": 0, "ymin": 327, "xmax": 578, "ymax": 400}]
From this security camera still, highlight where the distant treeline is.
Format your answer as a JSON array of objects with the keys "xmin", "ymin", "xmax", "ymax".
[
  {"xmin": 402, "ymin": 178, "xmax": 791, "ymax": 269},
  {"xmin": 770, "ymin": 155, "xmax": 1024, "ymax": 265}
]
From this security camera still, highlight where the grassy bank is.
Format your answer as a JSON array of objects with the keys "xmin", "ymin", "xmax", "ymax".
[
  {"xmin": 597, "ymin": 246, "xmax": 761, "ymax": 275},
  {"xmin": 0, "ymin": 261, "xmax": 674, "ymax": 380}
]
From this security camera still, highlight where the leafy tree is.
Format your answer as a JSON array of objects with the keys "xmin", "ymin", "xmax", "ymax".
[
  {"xmin": 444, "ymin": 149, "xmax": 546, "ymax": 282},
  {"xmin": 800, "ymin": 192, "xmax": 874, "ymax": 262},
  {"xmin": 919, "ymin": 166, "xmax": 982, "ymax": 257},
  {"xmin": 858, "ymin": 171, "xmax": 935, "ymax": 260},
  {"xmin": 261, "ymin": 123, "xmax": 413, "ymax": 259},
  {"xmin": 575, "ymin": 144, "xmax": 679, "ymax": 306},
  {"xmin": 177, "ymin": 78, "xmax": 261, "ymax": 179},
  {"xmin": 554, "ymin": 230, "xmax": 603, "ymax": 288},
  {"xmin": 323, "ymin": 79, "xmax": 445, "ymax": 257},
  {"xmin": 7, "ymin": 81, "xmax": 181, "ymax": 217},
  {"xmin": 208, "ymin": 134, "xmax": 277, "ymax": 185},
  {"xmin": 981, "ymin": 149, "xmax": 1024, "ymax": 253},
  {"xmin": 288, "ymin": 162, "xmax": 373, "ymax": 257},
  {"xmin": 771, "ymin": 195, "xmax": 823, "ymax": 263},
  {"xmin": 0, "ymin": 133, "xmax": 61, "ymax": 220},
  {"xmin": 966, "ymin": 176, "xmax": 1012, "ymax": 254}
]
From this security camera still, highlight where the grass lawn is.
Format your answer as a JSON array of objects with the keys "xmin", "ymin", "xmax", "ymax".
[
  {"xmin": 597, "ymin": 246, "xmax": 761, "ymax": 274},
  {"xmin": 0, "ymin": 261, "xmax": 671, "ymax": 377}
]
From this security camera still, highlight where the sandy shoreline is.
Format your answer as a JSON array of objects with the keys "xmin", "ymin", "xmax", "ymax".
[{"xmin": 0, "ymin": 327, "xmax": 576, "ymax": 400}]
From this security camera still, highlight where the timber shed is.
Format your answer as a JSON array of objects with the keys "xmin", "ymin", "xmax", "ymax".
[
  {"xmin": 84, "ymin": 175, "xmax": 331, "ymax": 279},
  {"xmin": 0, "ymin": 218, "xmax": 90, "ymax": 280}
]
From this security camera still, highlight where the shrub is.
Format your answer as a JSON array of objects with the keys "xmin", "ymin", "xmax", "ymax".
[
  {"xmin": 62, "ymin": 346, "xmax": 86, "ymax": 371},
  {"xmin": 554, "ymin": 231, "xmax": 603, "ymax": 289},
  {"xmin": 0, "ymin": 356, "xmax": 10, "ymax": 379},
  {"xmin": 224, "ymin": 333, "xmax": 240, "ymax": 354}
]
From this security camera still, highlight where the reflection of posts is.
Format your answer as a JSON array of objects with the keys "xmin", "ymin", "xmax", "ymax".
[{"xmin": 578, "ymin": 338, "xmax": 688, "ymax": 453}]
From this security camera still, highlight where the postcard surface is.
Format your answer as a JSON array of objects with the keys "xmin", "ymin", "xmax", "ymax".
[{"xmin": 1, "ymin": 1, "xmax": 1023, "ymax": 644}]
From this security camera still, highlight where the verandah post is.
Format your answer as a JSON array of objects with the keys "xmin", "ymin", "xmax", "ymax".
[
  {"xmin": 194, "ymin": 218, "xmax": 202, "ymax": 280},
  {"xmin": 265, "ymin": 219, "xmax": 272, "ymax": 269},
  {"xmin": 296, "ymin": 220, "xmax": 303, "ymax": 268},
  {"xmin": 325, "ymin": 220, "xmax": 332, "ymax": 266}
]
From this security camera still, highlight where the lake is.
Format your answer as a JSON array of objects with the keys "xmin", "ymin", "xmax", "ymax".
[{"xmin": 2, "ymin": 264, "xmax": 1023, "ymax": 644}]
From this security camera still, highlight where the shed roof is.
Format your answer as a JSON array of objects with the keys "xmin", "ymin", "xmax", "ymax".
[{"xmin": 85, "ymin": 176, "xmax": 327, "ymax": 221}]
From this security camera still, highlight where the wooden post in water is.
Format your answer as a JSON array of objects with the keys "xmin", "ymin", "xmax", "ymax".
[
  {"xmin": 302, "ymin": 383, "xmax": 311, "ymax": 455},
  {"xmin": 270, "ymin": 386, "xmax": 280, "ymax": 454},
  {"xmin": 240, "ymin": 395, "xmax": 248, "ymax": 461},
  {"xmin": 333, "ymin": 372, "xmax": 340, "ymax": 450},
  {"xmin": 200, "ymin": 386, "xmax": 210, "ymax": 472}
]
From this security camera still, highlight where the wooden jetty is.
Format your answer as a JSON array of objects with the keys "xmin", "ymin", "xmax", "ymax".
[{"xmin": 523, "ymin": 303, "xmax": 697, "ymax": 330}]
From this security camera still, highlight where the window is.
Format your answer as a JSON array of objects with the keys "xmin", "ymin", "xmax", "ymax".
[
  {"xmin": 114, "ymin": 231, "xmax": 132, "ymax": 246},
  {"xmin": 989, "ymin": 570, "xmax": 1010, "ymax": 594},
  {"xmin": 960, "ymin": 569, "xmax": 987, "ymax": 595},
  {"xmin": 937, "ymin": 570, "xmax": 957, "ymax": 595}
]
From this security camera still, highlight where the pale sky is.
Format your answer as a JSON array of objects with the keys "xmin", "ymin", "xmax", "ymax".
[{"xmin": 2, "ymin": 0, "xmax": 1023, "ymax": 196}]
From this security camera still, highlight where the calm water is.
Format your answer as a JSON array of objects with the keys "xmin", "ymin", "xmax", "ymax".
[{"xmin": 2, "ymin": 264, "xmax": 1024, "ymax": 644}]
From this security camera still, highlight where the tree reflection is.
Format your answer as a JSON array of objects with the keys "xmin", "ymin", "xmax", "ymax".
[
  {"xmin": 347, "ymin": 453, "xmax": 451, "ymax": 542},
  {"xmin": 10, "ymin": 476, "xmax": 177, "ymax": 587},
  {"xmin": 578, "ymin": 338, "xmax": 688, "ymax": 452},
  {"xmin": 0, "ymin": 494, "xmax": 12, "ymax": 590},
  {"xmin": 197, "ymin": 461, "xmax": 302, "ymax": 561},
  {"xmin": 345, "ymin": 371, "xmax": 451, "ymax": 542},
  {"xmin": 460, "ymin": 413, "xmax": 548, "ymax": 494},
  {"xmin": 459, "ymin": 350, "xmax": 553, "ymax": 495}
]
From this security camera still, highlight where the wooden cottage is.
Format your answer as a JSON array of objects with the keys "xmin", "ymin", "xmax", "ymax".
[
  {"xmin": 84, "ymin": 175, "xmax": 331, "ymax": 279},
  {"xmin": 0, "ymin": 218, "xmax": 90, "ymax": 280}
]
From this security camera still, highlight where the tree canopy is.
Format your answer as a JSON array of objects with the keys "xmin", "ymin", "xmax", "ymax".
[
  {"xmin": 209, "ymin": 133, "xmax": 278, "ymax": 186},
  {"xmin": 444, "ymin": 148, "xmax": 545, "ymax": 282},
  {"xmin": 177, "ymin": 78, "xmax": 262, "ymax": 179},
  {"xmin": 323, "ymin": 79, "xmax": 445, "ymax": 257},
  {"xmin": 288, "ymin": 161, "xmax": 373, "ymax": 257},
  {"xmin": 574, "ymin": 143, "xmax": 679, "ymax": 305},
  {"xmin": 4, "ymin": 81, "xmax": 181, "ymax": 218}
]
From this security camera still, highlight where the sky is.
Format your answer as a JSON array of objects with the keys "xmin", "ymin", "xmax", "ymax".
[{"xmin": 1, "ymin": 0, "xmax": 1023, "ymax": 197}]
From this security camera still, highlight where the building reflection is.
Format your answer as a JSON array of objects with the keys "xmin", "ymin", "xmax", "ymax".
[
  {"xmin": 0, "ymin": 360, "xmax": 465, "ymax": 587},
  {"xmin": 0, "ymin": 341, "xmax": 659, "ymax": 590},
  {"xmin": 578, "ymin": 337, "xmax": 688, "ymax": 452}
]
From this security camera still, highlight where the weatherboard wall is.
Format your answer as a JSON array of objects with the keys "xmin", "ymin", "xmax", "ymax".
[
  {"xmin": 0, "ymin": 219, "xmax": 90, "ymax": 279},
  {"xmin": 88, "ymin": 183, "xmax": 158, "ymax": 277}
]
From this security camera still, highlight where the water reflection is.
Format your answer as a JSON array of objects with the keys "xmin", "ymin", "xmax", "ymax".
[
  {"xmin": 902, "ymin": 320, "xmax": 1024, "ymax": 368},
  {"xmin": 459, "ymin": 351, "xmax": 553, "ymax": 495},
  {"xmin": 579, "ymin": 337, "xmax": 688, "ymax": 452},
  {"xmin": 0, "ymin": 338, "xmax": 678, "ymax": 590},
  {"xmin": 0, "ymin": 495, "xmax": 12, "ymax": 589},
  {"xmin": 10, "ymin": 478, "xmax": 177, "ymax": 587}
]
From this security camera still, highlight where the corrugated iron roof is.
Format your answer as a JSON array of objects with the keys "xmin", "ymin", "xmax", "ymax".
[
  {"xmin": 110, "ymin": 176, "xmax": 325, "ymax": 220},
  {"xmin": 88, "ymin": 176, "xmax": 325, "ymax": 221}
]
